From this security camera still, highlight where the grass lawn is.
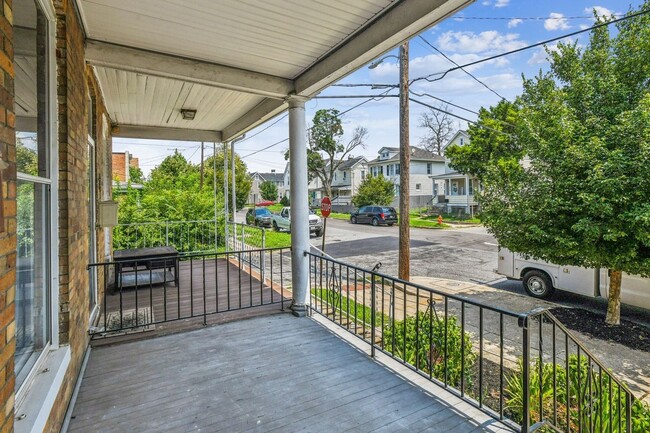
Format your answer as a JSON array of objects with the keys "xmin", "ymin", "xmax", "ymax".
[
  {"xmin": 312, "ymin": 288, "xmax": 388, "ymax": 324},
  {"xmin": 263, "ymin": 230, "xmax": 291, "ymax": 248}
]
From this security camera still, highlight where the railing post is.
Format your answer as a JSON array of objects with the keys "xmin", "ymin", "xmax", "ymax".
[
  {"xmin": 370, "ymin": 275, "xmax": 376, "ymax": 358},
  {"xmin": 165, "ymin": 221, "xmax": 169, "ymax": 246},
  {"xmin": 520, "ymin": 314, "xmax": 531, "ymax": 433}
]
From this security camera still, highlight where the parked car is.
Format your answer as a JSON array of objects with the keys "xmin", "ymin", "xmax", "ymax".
[
  {"xmin": 271, "ymin": 206, "xmax": 323, "ymax": 236},
  {"xmin": 246, "ymin": 207, "xmax": 273, "ymax": 228},
  {"xmin": 350, "ymin": 206, "xmax": 398, "ymax": 226}
]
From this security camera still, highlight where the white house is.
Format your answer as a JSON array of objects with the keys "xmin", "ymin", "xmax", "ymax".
[
  {"xmin": 367, "ymin": 146, "xmax": 446, "ymax": 208},
  {"xmin": 285, "ymin": 157, "xmax": 368, "ymax": 206},
  {"xmin": 429, "ymin": 130, "xmax": 480, "ymax": 214}
]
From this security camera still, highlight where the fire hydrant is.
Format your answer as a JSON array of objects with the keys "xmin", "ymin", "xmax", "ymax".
[{"xmin": 437, "ymin": 214, "xmax": 443, "ymax": 225}]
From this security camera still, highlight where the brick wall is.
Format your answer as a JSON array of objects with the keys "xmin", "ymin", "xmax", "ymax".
[
  {"xmin": 112, "ymin": 152, "xmax": 126, "ymax": 181},
  {"xmin": 0, "ymin": 0, "xmax": 16, "ymax": 431},
  {"xmin": 43, "ymin": 0, "xmax": 93, "ymax": 430}
]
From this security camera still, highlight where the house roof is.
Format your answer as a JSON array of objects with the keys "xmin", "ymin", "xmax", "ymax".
[
  {"xmin": 443, "ymin": 130, "xmax": 469, "ymax": 150},
  {"xmin": 337, "ymin": 156, "xmax": 367, "ymax": 171},
  {"xmin": 79, "ymin": 0, "xmax": 471, "ymax": 142},
  {"xmin": 430, "ymin": 170, "xmax": 474, "ymax": 180},
  {"xmin": 252, "ymin": 172, "xmax": 284, "ymax": 183},
  {"xmin": 368, "ymin": 147, "xmax": 445, "ymax": 164}
]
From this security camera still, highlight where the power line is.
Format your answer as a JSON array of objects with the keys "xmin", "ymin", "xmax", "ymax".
[
  {"xmin": 409, "ymin": 97, "xmax": 515, "ymax": 138},
  {"xmin": 453, "ymin": 15, "xmax": 623, "ymax": 21},
  {"xmin": 240, "ymin": 88, "xmax": 395, "ymax": 159},
  {"xmin": 417, "ymin": 35, "xmax": 507, "ymax": 100},
  {"xmin": 236, "ymin": 114, "xmax": 288, "ymax": 144},
  {"xmin": 412, "ymin": 8, "xmax": 650, "ymax": 84},
  {"xmin": 408, "ymin": 90, "xmax": 479, "ymax": 115}
]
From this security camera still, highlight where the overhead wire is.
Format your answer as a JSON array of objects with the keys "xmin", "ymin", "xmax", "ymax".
[
  {"xmin": 411, "ymin": 8, "xmax": 650, "ymax": 84},
  {"xmin": 417, "ymin": 35, "xmax": 507, "ymax": 100}
]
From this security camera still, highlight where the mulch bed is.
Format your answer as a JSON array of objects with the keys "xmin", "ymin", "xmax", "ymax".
[{"xmin": 549, "ymin": 307, "xmax": 650, "ymax": 353}]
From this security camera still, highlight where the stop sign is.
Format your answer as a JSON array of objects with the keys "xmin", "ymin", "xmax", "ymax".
[{"xmin": 321, "ymin": 197, "xmax": 332, "ymax": 218}]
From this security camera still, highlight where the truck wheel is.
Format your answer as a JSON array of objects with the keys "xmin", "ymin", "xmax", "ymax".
[
  {"xmin": 315, "ymin": 230, "xmax": 322, "ymax": 237},
  {"xmin": 351, "ymin": 216, "xmax": 357, "ymax": 224},
  {"xmin": 273, "ymin": 221, "xmax": 279, "ymax": 232},
  {"xmin": 523, "ymin": 270, "xmax": 555, "ymax": 299},
  {"xmin": 372, "ymin": 217, "xmax": 379, "ymax": 226}
]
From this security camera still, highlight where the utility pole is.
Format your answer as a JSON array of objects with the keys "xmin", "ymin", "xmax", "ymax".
[
  {"xmin": 199, "ymin": 141, "xmax": 204, "ymax": 189},
  {"xmin": 398, "ymin": 41, "xmax": 410, "ymax": 281}
]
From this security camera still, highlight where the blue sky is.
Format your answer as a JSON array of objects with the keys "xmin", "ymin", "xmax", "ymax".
[{"xmin": 114, "ymin": 0, "xmax": 645, "ymax": 176}]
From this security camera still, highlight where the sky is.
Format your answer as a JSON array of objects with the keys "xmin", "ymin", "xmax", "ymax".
[{"xmin": 113, "ymin": 0, "xmax": 645, "ymax": 176}]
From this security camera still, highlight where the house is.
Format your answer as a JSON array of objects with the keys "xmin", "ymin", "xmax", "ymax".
[
  {"xmin": 429, "ymin": 130, "xmax": 480, "ymax": 214},
  {"xmin": 248, "ymin": 170, "xmax": 285, "ymax": 203},
  {"xmin": 285, "ymin": 156, "xmax": 368, "ymax": 206},
  {"xmin": 367, "ymin": 146, "xmax": 446, "ymax": 207},
  {"xmin": 112, "ymin": 151, "xmax": 143, "ymax": 191}
]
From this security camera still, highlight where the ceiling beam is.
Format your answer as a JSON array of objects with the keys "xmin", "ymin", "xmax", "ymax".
[
  {"xmin": 222, "ymin": 99, "xmax": 286, "ymax": 142},
  {"xmin": 85, "ymin": 40, "xmax": 294, "ymax": 100},
  {"xmin": 295, "ymin": 0, "xmax": 473, "ymax": 96},
  {"xmin": 113, "ymin": 124, "xmax": 222, "ymax": 142}
]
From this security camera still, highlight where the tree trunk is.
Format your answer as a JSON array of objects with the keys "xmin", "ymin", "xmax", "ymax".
[{"xmin": 605, "ymin": 269, "xmax": 622, "ymax": 326}]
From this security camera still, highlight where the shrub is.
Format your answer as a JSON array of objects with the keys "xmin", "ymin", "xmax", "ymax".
[
  {"xmin": 382, "ymin": 312, "xmax": 476, "ymax": 389},
  {"xmin": 505, "ymin": 355, "xmax": 650, "ymax": 432},
  {"xmin": 280, "ymin": 195, "xmax": 290, "ymax": 206}
]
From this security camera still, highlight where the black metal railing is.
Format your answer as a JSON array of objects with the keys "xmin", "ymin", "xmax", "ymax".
[
  {"xmin": 306, "ymin": 252, "xmax": 636, "ymax": 433},
  {"xmin": 88, "ymin": 247, "xmax": 291, "ymax": 336}
]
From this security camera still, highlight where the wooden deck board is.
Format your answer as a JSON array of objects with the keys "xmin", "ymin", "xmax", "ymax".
[{"xmin": 69, "ymin": 314, "xmax": 511, "ymax": 433}]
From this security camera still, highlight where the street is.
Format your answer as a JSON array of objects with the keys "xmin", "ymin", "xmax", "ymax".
[{"xmin": 316, "ymin": 217, "xmax": 650, "ymax": 327}]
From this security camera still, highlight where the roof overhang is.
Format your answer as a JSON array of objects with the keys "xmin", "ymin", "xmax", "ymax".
[{"xmin": 79, "ymin": 0, "xmax": 473, "ymax": 142}]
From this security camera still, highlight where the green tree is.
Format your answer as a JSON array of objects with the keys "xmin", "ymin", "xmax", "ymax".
[
  {"xmin": 204, "ymin": 148, "xmax": 252, "ymax": 210},
  {"xmin": 445, "ymin": 99, "xmax": 521, "ymax": 180},
  {"xmin": 467, "ymin": 5, "xmax": 650, "ymax": 325},
  {"xmin": 286, "ymin": 109, "xmax": 367, "ymax": 198},
  {"xmin": 352, "ymin": 175, "xmax": 394, "ymax": 207},
  {"xmin": 259, "ymin": 180, "xmax": 278, "ymax": 201}
]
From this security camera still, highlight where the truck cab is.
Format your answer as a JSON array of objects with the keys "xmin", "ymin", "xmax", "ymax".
[{"xmin": 272, "ymin": 207, "xmax": 323, "ymax": 237}]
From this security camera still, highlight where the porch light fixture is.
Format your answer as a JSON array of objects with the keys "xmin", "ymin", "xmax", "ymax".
[{"xmin": 181, "ymin": 109, "xmax": 197, "ymax": 120}]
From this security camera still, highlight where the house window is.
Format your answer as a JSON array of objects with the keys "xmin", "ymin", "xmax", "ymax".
[
  {"xmin": 416, "ymin": 183, "xmax": 421, "ymax": 191},
  {"xmin": 395, "ymin": 164, "xmax": 400, "ymax": 175},
  {"xmin": 343, "ymin": 171, "xmax": 346, "ymax": 180},
  {"xmin": 427, "ymin": 163, "xmax": 432, "ymax": 175},
  {"xmin": 15, "ymin": 0, "xmax": 57, "ymax": 390},
  {"xmin": 379, "ymin": 166, "xmax": 383, "ymax": 176},
  {"xmin": 361, "ymin": 170, "xmax": 365, "ymax": 179},
  {"xmin": 460, "ymin": 138, "xmax": 464, "ymax": 145}
]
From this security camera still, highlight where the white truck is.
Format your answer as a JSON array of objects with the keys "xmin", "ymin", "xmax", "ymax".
[
  {"xmin": 271, "ymin": 207, "xmax": 323, "ymax": 237},
  {"xmin": 496, "ymin": 247, "xmax": 650, "ymax": 310}
]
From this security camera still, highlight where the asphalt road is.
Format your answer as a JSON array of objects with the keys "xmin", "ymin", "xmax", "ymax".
[{"xmin": 316, "ymin": 217, "xmax": 650, "ymax": 327}]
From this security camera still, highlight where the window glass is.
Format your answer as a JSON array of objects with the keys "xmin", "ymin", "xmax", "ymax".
[{"xmin": 15, "ymin": 0, "xmax": 52, "ymax": 389}]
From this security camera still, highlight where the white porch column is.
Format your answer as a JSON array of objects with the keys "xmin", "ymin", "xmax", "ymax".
[{"xmin": 288, "ymin": 96, "xmax": 310, "ymax": 317}]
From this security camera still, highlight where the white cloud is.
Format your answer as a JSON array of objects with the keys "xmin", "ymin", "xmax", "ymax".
[
  {"xmin": 508, "ymin": 18, "xmax": 522, "ymax": 28},
  {"xmin": 482, "ymin": 1, "xmax": 491, "ymax": 6},
  {"xmin": 436, "ymin": 30, "xmax": 527, "ymax": 54},
  {"xmin": 579, "ymin": 24, "xmax": 590, "ymax": 30},
  {"xmin": 585, "ymin": 6, "xmax": 616, "ymax": 19},
  {"xmin": 544, "ymin": 13, "xmax": 571, "ymax": 31},
  {"xmin": 495, "ymin": 0, "xmax": 510, "ymax": 8}
]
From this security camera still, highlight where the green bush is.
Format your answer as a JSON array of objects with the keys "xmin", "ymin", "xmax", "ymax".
[
  {"xmin": 280, "ymin": 195, "xmax": 290, "ymax": 206},
  {"xmin": 382, "ymin": 313, "xmax": 476, "ymax": 389},
  {"xmin": 505, "ymin": 355, "xmax": 650, "ymax": 432}
]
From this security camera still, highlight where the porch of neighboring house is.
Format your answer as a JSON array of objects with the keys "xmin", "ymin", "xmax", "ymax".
[{"xmin": 431, "ymin": 172, "xmax": 480, "ymax": 215}]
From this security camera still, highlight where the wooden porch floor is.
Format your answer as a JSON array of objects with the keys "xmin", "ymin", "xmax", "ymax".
[{"xmin": 69, "ymin": 314, "xmax": 511, "ymax": 433}]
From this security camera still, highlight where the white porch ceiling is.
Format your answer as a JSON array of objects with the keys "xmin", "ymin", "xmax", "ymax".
[{"xmin": 79, "ymin": 0, "xmax": 473, "ymax": 141}]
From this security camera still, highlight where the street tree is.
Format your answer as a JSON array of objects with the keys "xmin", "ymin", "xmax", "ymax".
[
  {"xmin": 260, "ymin": 180, "xmax": 278, "ymax": 202},
  {"xmin": 466, "ymin": 6, "xmax": 650, "ymax": 325},
  {"xmin": 286, "ymin": 109, "xmax": 367, "ymax": 198},
  {"xmin": 445, "ymin": 99, "xmax": 521, "ymax": 180},
  {"xmin": 352, "ymin": 175, "xmax": 394, "ymax": 207},
  {"xmin": 418, "ymin": 103, "xmax": 455, "ymax": 155},
  {"xmin": 204, "ymin": 148, "xmax": 252, "ymax": 210}
]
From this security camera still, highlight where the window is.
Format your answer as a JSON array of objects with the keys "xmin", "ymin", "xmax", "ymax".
[
  {"xmin": 395, "ymin": 164, "xmax": 400, "ymax": 175},
  {"xmin": 460, "ymin": 138, "xmax": 464, "ymax": 145},
  {"xmin": 343, "ymin": 171, "xmax": 346, "ymax": 180},
  {"xmin": 379, "ymin": 166, "xmax": 384, "ymax": 176},
  {"xmin": 15, "ymin": 0, "xmax": 57, "ymax": 390},
  {"xmin": 416, "ymin": 183, "xmax": 421, "ymax": 191},
  {"xmin": 427, "ymin": 163, "xmax": 432, "ymax": 175},
  {"xmin": 361, "ymin": 170, "xmax": 365, "ymax": 179}
]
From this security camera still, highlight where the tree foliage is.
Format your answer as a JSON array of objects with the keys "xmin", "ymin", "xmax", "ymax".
[
  {"xmin": 445, "ymin": 100, "xmax": 521, "ymax": 179},
  {"xmin": 417, "ymin": 103, "xmax": 455, "ymax": 155},
  {"xmin": 352, "ymin": 175, "xmax": 394, "ymax": 207},
  {"xmin": 286, "ymin": 109, "xmax": 367, "ymax": 198},
  {"xmin": 204, "ymin": 148, "xmax": 252, "ymax": 210},
  {"xmin": 460, "ymin": 5, "xmax": 650, "ymax": 324},
  {"xmin": 260, "ymin": 180, "xmax": 278, "ymax": 201}
]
